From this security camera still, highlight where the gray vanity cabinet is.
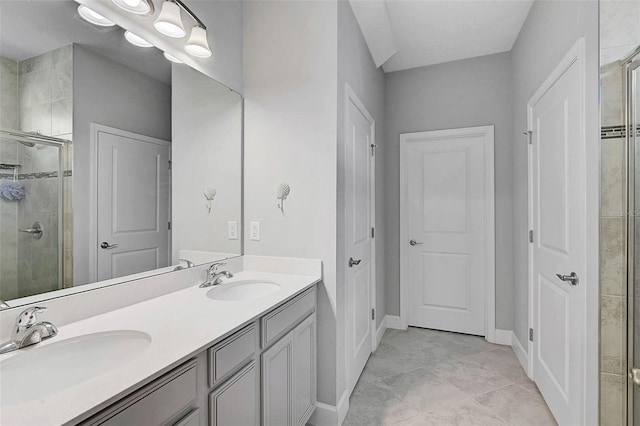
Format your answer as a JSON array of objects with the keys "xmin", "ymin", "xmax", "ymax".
[
  {"xmin": 262, "ymin": 312, "xmax": 317, "ymax": 426},
  {"xmin": 80, "ymin": 285, "xmax": 316, "ymax": 426},
  {"xmin": 81, "ymin": 361, "xmax": 198, "ymax": 426},
  {"xmin": 209, "ymin": 363, "xmax": 259, "ymax": 426},
  {"xmin": 262, "ymin": 330, "xmax": 293, "ymax": 425},
  {"xmin": 292, "ymin": 314, "xmax": 316, "ymax": 425}
]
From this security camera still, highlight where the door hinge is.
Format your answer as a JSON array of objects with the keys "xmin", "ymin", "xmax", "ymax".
[
  {"xmin": 168, "ymin": 222, "xmax": 171, "ymax": 230},
  {"xmin": 168, "ymin": 160, "xmax": 172, "ymax": 170},
  {"xmin": 371, "ymin": 308, "xmax": 375, "ymax": 320},
  {"xmin": 524, "ymin": 130, "xmax": 532, "ymax": 145},
  {"xmin": 528, "ymin": 230, "xmax": 534, "ymax": 243},
  {"xmin": 529, "ymin": 328, "xmax": 534, "ymax": 342},
  {"xmin": 371, "ymin": 227, "xmax": 375, "ymax": 238},
  {"xmin": 370, "ymin": 143, "xmax": 377, "ymax": 156}
]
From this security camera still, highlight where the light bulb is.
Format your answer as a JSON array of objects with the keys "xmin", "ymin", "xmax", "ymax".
[
  {"xmin": 163, "ymin": 52, "xmax": 183, "ymax": 63},
  {"xmin": 124, "ymin": 31, "xmax": 153, "ymax": 48},
  {"xmin": 154, "ymin": 1, "xmax": 186, "ymax": 38},
  {"xmin": 77, "ymin": 5, "xmax": 115, "ymax": 27},
  {"xmin": 112, "ymin": 0, "xmax": 153, "ymax": 15},
  {"xmin": 185, "ymin": 26, "xmax": 212, "ymax": 58}
]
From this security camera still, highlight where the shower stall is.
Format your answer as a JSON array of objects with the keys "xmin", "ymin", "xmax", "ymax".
[{"xmin": 0, "ymin": 129, "xmax": 71, "ymax": 301}]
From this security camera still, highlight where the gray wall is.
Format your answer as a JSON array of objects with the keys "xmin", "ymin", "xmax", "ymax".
[
  {"xmin": 72, "ymin": 45, "xmax": 171, "ymax": 285},
  {"xmin": 337, "ymin": 0, "xmax": 386, "ymax": 398},
  {"xmin": 243, "ymin": 0, "xmax": 340, "ymax": 406},
  {"xmin": 510, "ymin": 0, "xmax": 600, "ymax": 349},
  {"xmin": 383, "ymin": 52, "xmax": 514, "ymax": 330}
]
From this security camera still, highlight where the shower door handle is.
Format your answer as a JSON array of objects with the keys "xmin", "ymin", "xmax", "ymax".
[
  {"xmin": 630, "ymin": 368, "xmax": 640, "ymax": 386},
  {"xmin": 100, "ymin": 242, "xmax": 118, "ymax": 250}
]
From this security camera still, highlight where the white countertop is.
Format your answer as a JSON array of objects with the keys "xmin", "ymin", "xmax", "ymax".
[{"xmin": 0, "ymin": 270, "xmax": 320, "ymax": 426}]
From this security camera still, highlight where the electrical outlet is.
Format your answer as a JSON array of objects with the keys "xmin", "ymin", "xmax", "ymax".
[
  {"xmin": 250, "ymin": 221, "xmax": 260, "ymax": 241},
  {"xmin": 227, "ymin": 221, "xmax": 238, "ymax": 240}
]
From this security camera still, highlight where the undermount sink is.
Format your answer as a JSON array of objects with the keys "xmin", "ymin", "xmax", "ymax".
[
  {"xmin": 207, "ymin": 280, "xmax": 281, "ymax": 301},
  {"xmin": 0, "ymin": 330, "xmax": 151, "ymax": 406}
]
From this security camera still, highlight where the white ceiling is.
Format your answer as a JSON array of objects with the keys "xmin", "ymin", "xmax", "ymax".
[{"xmin": 351, "ymin": 0, "xmax": 534, "ymax": 73}]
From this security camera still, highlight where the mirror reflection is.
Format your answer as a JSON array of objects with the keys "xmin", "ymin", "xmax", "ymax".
[{"xmin": 0, "ymin": 0, "xmax": 242, "ymax": 305}]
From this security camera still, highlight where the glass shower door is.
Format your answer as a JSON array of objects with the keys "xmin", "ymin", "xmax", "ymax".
[{"xmin": 0, "ymin": 134, "xmax": 66, "ymax": 300}]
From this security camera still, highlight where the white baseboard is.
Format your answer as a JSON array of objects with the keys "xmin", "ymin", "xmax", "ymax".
[
  {"xmin": 337, "ymin": 390, "xmax": 349, "ymax": 426},
  {"xmin": 375, "ymin": 316, "xmax": 387, "ymax": 349},
  {"xmin": 512, "ymin": 332, "xmax": 530, "ymax": 377},
  {"xmin": 493, "ymin": 329, "xmax": 513, "ymax": 346},
  {"xmin": 308, "ymin": 390, "xmax": 349, "ymax": 426},
  {"xmin": 385, "ymin": 315, "xmax": 406, "ymax": 330}
]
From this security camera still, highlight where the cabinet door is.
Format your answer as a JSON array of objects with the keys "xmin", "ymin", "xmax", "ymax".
[
  {"xmin": 209, "ymin": 363, "xmax": 258, "ymax": 426},
  {"xmin": 293, "ymin": 314, "xmax": 316, "ymax": 426},
  {"xmin": 174, "ymin": 408, "xmax": 200, "ymax": 426},
  {"xmin": 261, "ymin": 332, "xmax": 293, "ymax": 426}
]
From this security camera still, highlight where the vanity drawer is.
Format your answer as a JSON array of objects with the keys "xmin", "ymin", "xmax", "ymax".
[
  {"xmin": 208, "ymin": 323, "xmax": 256, "ymax": 387},
  {"xmin": 88, "ymin": 361, "xmax": 197, "ymax": 426},
  {"xmin": 261, "ymin": 287, "xmax": 316, "ymax": 348}
]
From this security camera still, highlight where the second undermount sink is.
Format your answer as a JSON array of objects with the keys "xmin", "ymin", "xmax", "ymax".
[
  {"xmin": 0, "ymin": 330, "xmax": 151, "ymax": 406},
  {"xmin": 206, "ymin": 280, "xmax": 281, "ymax": 301}
]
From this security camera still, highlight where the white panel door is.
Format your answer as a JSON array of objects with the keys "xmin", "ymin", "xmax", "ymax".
[
  {"xmin": 528, "ymin": 40, "xmax": 585, "ymax": 425},
  {"xmin": 344, "ymin": 86, "xmax": 375, "ymax": 394},
  {"xmin": 97, "ymin": 129, "xmax": 170, "ymax": 281},
  {"xmin": 401, "ymin": 126, "xmax": 494, "ymax": 336}
]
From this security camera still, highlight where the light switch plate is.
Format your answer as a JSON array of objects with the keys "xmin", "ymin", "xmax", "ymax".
[
  {"xmin": 250, "ymin": 221, "xmax": 260, "ymax": 241},
  {"xmin": 227, "ymin": 221, "xmax": 238, "ymax": 240}
]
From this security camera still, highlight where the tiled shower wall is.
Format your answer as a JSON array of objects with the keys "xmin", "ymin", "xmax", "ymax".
[
  {"xmin": 17, "ymin": 46, "xmax": 73, "ymax": 297},
  {"xmin": 0, "ymin": 46, "xmax": 73, "ymax": 299},
  {"xmin": 599, "ymin": 1, "xmax": 640, "ymax": 423},
  {"xmin": 0, "ymin": 57, "xmax": 19, "ymax": 300},
  {"xmin": 600, "ymin": 61, "xmax": 627, "ymax": 426}
]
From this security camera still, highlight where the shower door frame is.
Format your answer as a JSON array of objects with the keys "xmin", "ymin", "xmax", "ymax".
[
  {"xmin": 626, "ymin": 57, "xmax": 640, "ymax": 426},
  {"xmin": 0, "ymin": 130, "xmax": 70, "ymax": 295}
]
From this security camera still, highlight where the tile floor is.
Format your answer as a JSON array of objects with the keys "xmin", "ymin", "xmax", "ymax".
[{"xmin": 343, "ymin": 327, "xmax": 557, "ymax": 426}]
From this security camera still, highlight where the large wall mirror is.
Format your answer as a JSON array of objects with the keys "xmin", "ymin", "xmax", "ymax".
[{"xmin": 0, "ymin": 0, "xmax": 242, "ymax": 307}]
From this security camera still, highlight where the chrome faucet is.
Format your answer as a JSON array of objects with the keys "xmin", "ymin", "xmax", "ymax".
[
  {"xmin": 200, "ymin": 262, "xmax": 233, "ymax": 288},
  {"xmin": 173, "ymin": 258, "xmax": 195, "ymax": 271},
  {"xmin": 0, "ymin": 307, "xmax": 58, "ymax": 354}
]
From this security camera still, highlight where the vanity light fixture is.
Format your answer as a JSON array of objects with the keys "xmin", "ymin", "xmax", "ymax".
[
  {"xmin": 163, "ymin": 52, "xmax": 183, "ymax": 63},
  {"xmin": 154, "ymin": 1, "xmax": 186, "ymax": 38},
  {"xmin": 154, "ymin": 0, "xmax": 213, "ymax": 58},
  {"xmin": 112, "ymin": 0, "xmax": 154, "ymax": 15},
  {"xmin": 124, "ymin": 31, "xmax": 153, "ymax": 48},
  {"xmin": 77, "ymin": 5, "xmax": 116, "ymax": 27},
  {"xmin": 185, "ymin": 26, "xmax": 212, "ymax": 58}
]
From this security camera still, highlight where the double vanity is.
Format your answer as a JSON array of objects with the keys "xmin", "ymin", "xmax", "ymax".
[{"xmin": 0, "ymin": 257, "xmax": 321, "ymax": 426}]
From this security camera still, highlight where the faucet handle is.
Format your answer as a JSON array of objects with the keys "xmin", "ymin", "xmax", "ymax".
[
  {"xmin": 209, "ymin": 262, "xmax": 226, "ymax": 274},
  {"xmin": 15, "ymin": 307, "xmax": 47, "ymax": 328}
]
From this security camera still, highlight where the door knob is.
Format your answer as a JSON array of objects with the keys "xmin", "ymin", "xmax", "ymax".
[
  {"xmin": 555, "ymin": 272, "xmax": 579, "ymax": 286},
  {"xmin": 348, "ymin": 257, "xmax": 362, "ymax": 267},
  {"xmin": 100, "ymin": 242, "xmax": 118, "ymax": 250},
  {"xmin": 409, "ymin": 239, "xmax": 423, "ymax": 246}
]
